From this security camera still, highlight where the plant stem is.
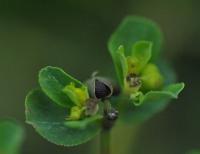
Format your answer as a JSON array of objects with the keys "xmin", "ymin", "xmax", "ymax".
[{"xmin": 100, "ymin": 129, "xmax": 111, "ymax": 154}]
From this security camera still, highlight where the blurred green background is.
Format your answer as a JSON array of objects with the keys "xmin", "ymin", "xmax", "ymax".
[{"xmin": 0, "ymin": 0, "xmax": 199, "ymax": 154}]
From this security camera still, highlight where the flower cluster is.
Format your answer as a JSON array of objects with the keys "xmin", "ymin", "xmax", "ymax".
[{"xmin": 116, "ymin": 41, "xmax": 163, "ymax": 105}]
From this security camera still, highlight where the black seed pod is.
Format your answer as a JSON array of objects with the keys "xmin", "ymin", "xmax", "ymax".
[
  {"xmin": 95, "ymin": 79, "xmax": 111, "ymax": 99},
  {"xmin": 86, "ymin": 74, "xmax": 113, "ymax": 100}
]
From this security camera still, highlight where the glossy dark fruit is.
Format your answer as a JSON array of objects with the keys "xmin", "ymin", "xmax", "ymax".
[
  {"xmin": 95, "ymin": 79, "xmax": 112, "ymax": 99},
  {"xmin": 86, "ymin": 75, "xmax": 114, "ymax": 99}
]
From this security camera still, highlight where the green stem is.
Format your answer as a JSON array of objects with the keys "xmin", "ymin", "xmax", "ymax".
[{"xmin": 100, "ymin": 129, "xmax": 111, "ymax": 154}]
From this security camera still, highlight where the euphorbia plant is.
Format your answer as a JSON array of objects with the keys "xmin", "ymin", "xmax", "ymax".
[{"xmin": 25, "ymin": 16, "xmax": 184, "ymax": 153}]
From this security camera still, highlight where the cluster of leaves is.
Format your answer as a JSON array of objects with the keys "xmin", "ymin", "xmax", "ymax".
[
  {"xmin": 25, "ymin": 67, "xmax": 103, "ymax": 146},
  {"xmin": 108, "ymin": 16, "xmax": 184, "ymax": 123},
  {"xmin": 25, "ymin": 16, "xmax": 184, "ymax": 147},
  {"xmin": 0, "ymin": 120, "xmax": 24, "ymax": 154}
]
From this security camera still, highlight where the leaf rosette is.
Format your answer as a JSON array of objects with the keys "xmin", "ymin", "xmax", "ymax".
[
  {"xmin": 25, "ymin": 66, "xmax": 103, "ymax": 146},
  {"xmin": 108, "ymin": 16, "xmax": 184, "ymax": 123}
]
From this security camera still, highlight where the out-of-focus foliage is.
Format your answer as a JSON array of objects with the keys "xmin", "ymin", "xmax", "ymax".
[
  {"xmin": 0, "ymin": 120, "xmax": 24, "ymax": 154},
  {"xmin": 187, "ymin": 149, "xmax": 200, "ymax": 154}
]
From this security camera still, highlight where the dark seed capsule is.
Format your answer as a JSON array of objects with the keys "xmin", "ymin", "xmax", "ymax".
[
  {"xmin": 86, "ymin": 73, "xmax": 116, "ymax": 100},
  {"xmin": 95, "ymin": 79, "xmax": 112, "ymax": 99}
]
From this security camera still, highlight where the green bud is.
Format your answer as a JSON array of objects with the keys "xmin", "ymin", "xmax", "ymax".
[
  {"xmin": 129, "ymin": 41, "xmax": 152, "ymax": 74},
  {"xmin": 66, "ymin": 106, "xmax": 84, "ymax": 121},
  {"xmin": 141, "ymin": 63, "xmax": 164, "ymax": 91},
  {"xmin": 130, "ymin": 91, "xmax": 144, "ymax": 106},
  {"xmin": 63, "ymin": 82, "xmax": 89, "ymax": 106}
]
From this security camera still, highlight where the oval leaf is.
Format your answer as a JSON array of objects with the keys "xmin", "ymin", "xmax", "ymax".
[
  {"xmin": 39, "ymin": 66, "xmax": 85, "ymax": 108},
  {"xmin": 157, "ymin": 59, "xmax": 177, "ymax": 85},
  {"xmin": 0, "ymin": 120, "xmax": 24, "ymax": 154},
  {"xmin": 108, "ymin": 16, "xmax": 163, "ymax": 61},
  {"xmin": 25, "ymin": 89, "xmax": 102, "ymax": 146}
]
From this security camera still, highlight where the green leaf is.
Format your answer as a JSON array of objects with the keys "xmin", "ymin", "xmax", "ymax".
[
  {"xmin": 39, "ymin": 66, "xmax": 85, "ymax": 108},
  {"xmin": 0, "ymin": 120, "xmax": 24, "ymax": 154},
  {"xmin": 25, "ymin": 89, "xmax": 102, "ymax": 146},
  {"xmin": 64, "ymin": 115, "xmax": 103, "ymax": 129},
  {"xmin": 108, "ymin": 16, "xmax": 163, "ymax": 62},
  {"xmin": 120, "ymin": 83, "xmax": 185, "ymax": 123},
  {"xmin": 142, "ymin": 82, "xmax": 185, "ymax": 102},
  {"xmin": 130, "ymin": 41, "xmax": 152, "ymax": 73},
  {"xmin": 114, "ymin": 45, "xmax": 128, "ymax": 87},
  {"xmin": 157, "ymin": 59, "xmax": 176, "ymax": 85}
]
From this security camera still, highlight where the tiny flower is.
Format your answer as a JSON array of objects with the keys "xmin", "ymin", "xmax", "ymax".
[
  {"xmin": 63, "ymin": 82, "xmax": 99, "ymax": 120},
  {"xmin": 63, "ymin": 82, "xmax": 89, "ymax": 106},
  {"xmin": 115, "ymin": 40, "xmax": 164, "ymax": 104}
]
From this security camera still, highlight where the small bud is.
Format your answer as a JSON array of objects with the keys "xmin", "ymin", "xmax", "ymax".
[
  {"xmin": 130, "ymin": 91, "xmax": 144, "ymax": 106},
  {"xmin": 66, "ymin": 106, "xmax": 83, "ymax": 120},
  {"xmin": 63, "ymin": 82, "xmax": 89, "ymax": 106},
  {"xmin": 141, "ymin": 63, "xmax": 164, "ymax": 91}
]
